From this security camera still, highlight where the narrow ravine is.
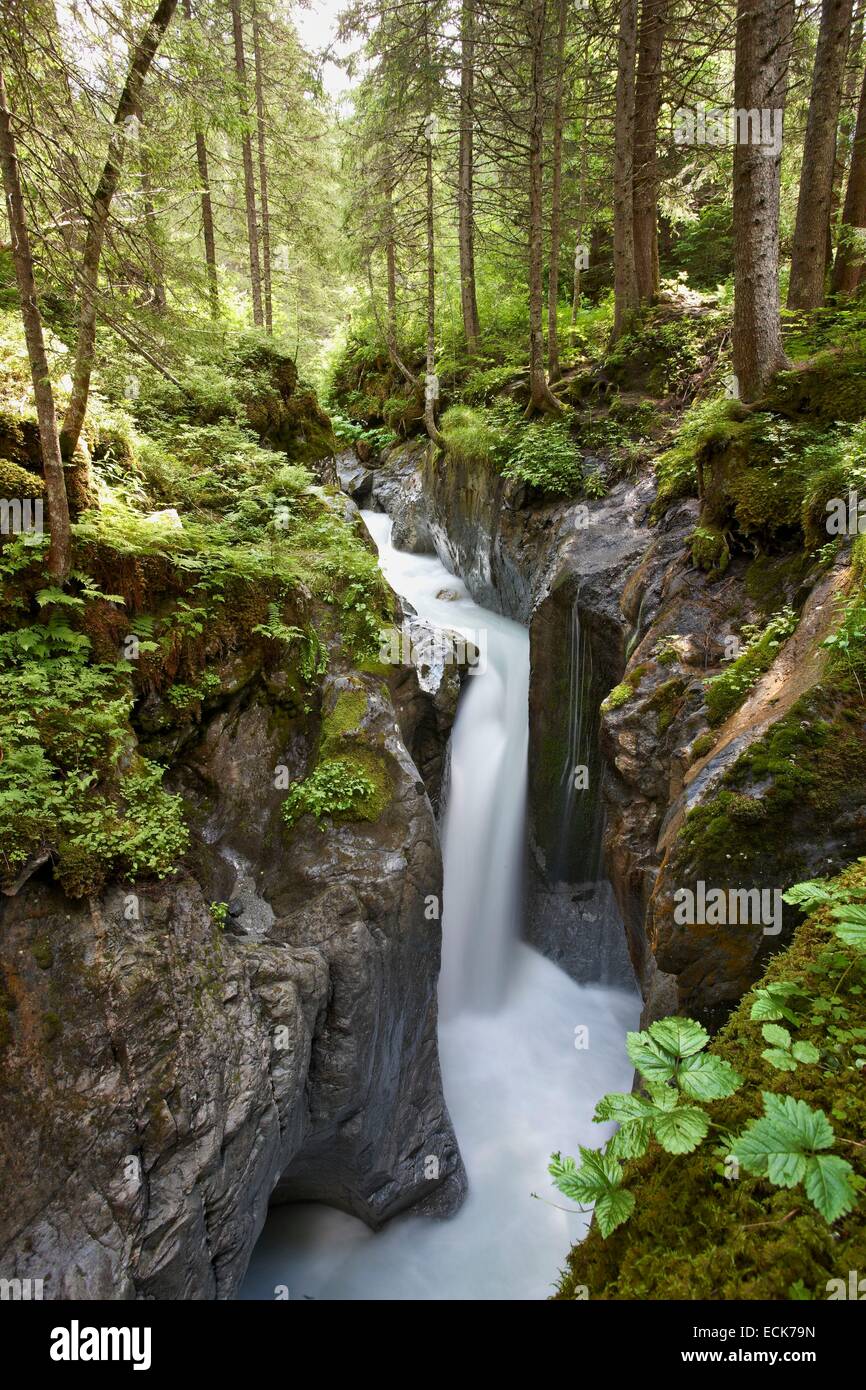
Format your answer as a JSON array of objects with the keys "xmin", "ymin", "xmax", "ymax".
[{"xmin": 240, "ymin": 511, "xmax": 639, "ymax": 1301}]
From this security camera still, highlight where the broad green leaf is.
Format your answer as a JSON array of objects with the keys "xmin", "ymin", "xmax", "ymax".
[
  {"xmin": 782, "ymin": 880, "xmax": 835, "ymax": 911},
  {"xmin": 594, "ymin": 1187, "xmax": 635, "ymax": 1238},
  {"xmin": 761, "ymin": 1023, "xmax": 791, "ymax": 1049},
  {"xmin": 647, "ymin": 1017, "xmax": 709, "ymax": 1057},
  {"xmin": 677, "ymin": 1052, "xmax": 743, "ymax": 1101},
  {"xmin": 652, "ymin": 1105, "xmax": 709, "ymax": 1154},
  {"xmin": 831, "ymin": 905, "xmax": 866, "ymax": 950},
  {"xmin": 549, "ymin": 1147, "xmax": 623, "ymax": 1204},
  {"xmin": 803, "ymin": 1154, "xmax": 858, "ymax": 1223},
  {"xmin": 594, "ymin": 1092, "xmax": 652, "ymax": 1125},
  {"xmin": 791, "ymin": 1040, "xmax": 820, "ymax": 1065},
  {"xmin": 548, "ymin": 1152, "xmax": 587, "ymax": 1204},
  {"xmin": 766, "ymin": 1148, "xmax": 808, "ymax": 1188},
  {"xmin": 732, "ymin": 1094, "xmax": 835, "ymax": 1183},
  {"xmin": 646, "ymin": 1082, "xmax": 679, "ymax": 1111},
  {"xmin": 761, "ymin": 1047, "xmax": 798, "ymax": 1072},
  {"xmin": 750, "ymin": 984, "xmax": 806, "ymax": 1025},
  {"xmin": 625, "ymin": 1031, "xmax": 677, "ymax": 1084},
  {"xmin": 605, "ymin": 1120, "xmax": 652, "ymax": 1161}
]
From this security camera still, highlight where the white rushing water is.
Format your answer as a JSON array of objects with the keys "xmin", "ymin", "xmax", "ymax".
[{"xmin": 241, "ymin": 509, "xmax": 639, "ymax": 1301}]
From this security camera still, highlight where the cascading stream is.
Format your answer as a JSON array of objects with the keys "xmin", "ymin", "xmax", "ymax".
[{"xmin": 241, "ymin": 510, "xmax": 639, "ymax": 1301}]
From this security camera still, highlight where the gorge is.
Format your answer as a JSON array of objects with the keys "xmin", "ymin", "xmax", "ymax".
[
  {"xmin": 3, "ymin": 0, "xmax": 866, "ymax": 1317},
  {"xmin": 241, "ymin": 504, "xmax": 639, "ymax": 1300}
]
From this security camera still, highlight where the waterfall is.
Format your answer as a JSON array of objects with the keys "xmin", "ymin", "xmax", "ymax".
[{"xmin": 240, "ymin": 510, "xmax": 639, "ymax": 1301}]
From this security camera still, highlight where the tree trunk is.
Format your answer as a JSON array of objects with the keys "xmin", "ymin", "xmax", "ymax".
[
  {"xmin": 547, "ymin": 0, "xmax": 567, "ymax": 383},
  {"xmin": 832, "ymin": 59, "xmax": 866, "ymax": 293},
  {"xmin": 571, "ymin": 57, "xmax": 590, "ymax": 333},
  {"xmin": 732, "ymin": 0, "xmax": 794, "ymax": 401},
  {"xmin": 788, "ymin": 0, "xmax": 855, "ymax": 309},
  {"xmin": 829, "ymin": 0, "xmax": 864, "ymax": 256},
  {"xmin": 424, "ymin": 136, "xmax": 444, "ymax": 447},
  {"xmin": 526, "ymin": 0, "xmax": 561, "ymax": 412},
  {"xmin": 184, "ymin": 0, "xmax": 219, "ymax": 318},
  {"xmin": 458, "ymin": 0, "xmax": 481, "ymax": 356},
  {"xmin": 0, "ymin": 67, "xmax": 71, "ymax": 579},
  {"xmin": 230, "ymin": 0, "xmax": 264, "ymax": 328},
  {"xmin": 612, "ymin": 0, "xmax": 640, "ymax": 340},
  {"xmin": 633, "ymin": 0, "xmax": 667, "ymax": 302},
  {"xmin": 252, "ymin": 1, "xmax": 272, "ymax": 334},
  {"xmin": 60, "ymin": 0, "xmax": 179, "ymax": 461},
  {"xmin": 137, "ymin": 109, "xmax": 167, "ymax": 312}
]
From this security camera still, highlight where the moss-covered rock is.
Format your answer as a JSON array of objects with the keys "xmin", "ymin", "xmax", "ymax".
[
  {"xmin": 0, "ymin": 456, "xmax": 44, "ymax": 498},
  {"xmin": 556, "ymin": 861, "xmax": 866, "ymax": 1301}
]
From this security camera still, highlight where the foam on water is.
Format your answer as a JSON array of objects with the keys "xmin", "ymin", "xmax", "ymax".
[{"xmin": 240, "ymin": 509, "xmax": 639, "ymax": 1301}]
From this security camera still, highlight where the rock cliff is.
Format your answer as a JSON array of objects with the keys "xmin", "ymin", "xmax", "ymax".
[{"xmin": 0, "ymin": 633, "xmax": 466, "ymax": 1299}]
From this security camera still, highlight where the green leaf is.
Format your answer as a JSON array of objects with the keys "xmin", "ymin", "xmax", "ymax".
[
  {"xmin": 549, "ymin": 1147, "xmax": 624, "ymax": 1204},
  {"xmin": 652, "ymin": 1105, "xmax": 709, "ymax": 1154},
  {"xmin": 593, "ymin": 1187, "xmax": 636, "ymax": 1238},
  {"xmin": 831, "ymin": 905, "xmax": 866, "ymax": 950},
  {"xmin": 677, "ymin": 1052, "xmax": 743, "ymax": 1101},
  {"xmin": 750, "ymin": 983, "xmax": 807, "ymax": 1025},
  {"xmin": 593, "ymin": 1092, "xmax": 652, "ymax": 1125},
  {"xmin": 791, "ymin": 1040, "xmax": 820, "ymax": 1065},
  {"xmin": 605, "ymin": 1120, "xmax": 652, "ymax": 1161},
  {"xmin": 803, "ymin": 1154, "xmax": 858, "ymax": 1223},
  {"xmin": 732, "ymin": 1093, "xmax": 835, "ymax": 1192},
  {"xmin": 625, "ymin": 1031, "xmax": 677, "ymax": 1084},
  {"xmin": 761, "ymin": 1023, "xmax": 792, "ymax": 1049},
  {"xmin": 647, "ymin": 1017, "xmax": 710, "ymax": 1057},
  {"xmin": 626, "ymin": 1017, "xmax": 711, "ymax": 1085},
  {"xmin": 782, "ymin": 879, "xmax": 836, "ymax": 911},
  {"xmin": 762, "ymin": 1047, "xmax": 798, "ymax": 1072}
]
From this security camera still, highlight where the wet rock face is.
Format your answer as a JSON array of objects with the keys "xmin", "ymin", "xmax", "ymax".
[
  {"xmin": 0, "ymin": 670, "xmax": 464, "ymax": 1299},
  {"xmin": 385, "ymin": 616, "xmax": 473, "ymax": 814}
]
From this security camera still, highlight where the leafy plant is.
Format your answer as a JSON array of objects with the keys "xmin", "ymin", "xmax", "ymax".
[
  {"xmin": 282, "ymin": 756, "xmax": 380, "ymax": 827},
  {"xmin": 550, "ymin": 1018, "xmax": 742, "ymax": 1235},
  {"xmin": 549, "ymin": 1149, "xmax": 635, "ymax": 1238},
  {"xmin": 749, "ymin": 980, "xmax": 809, "ymax": 1026},
  {"xmin": 759, "ymin": 1023, "xmax": 820, "ymax": 1072},
  {"xmin": 704, "ymin": 607, "xmax": 798, "ymax": 725},
  {"xmin": 731, "ymin": 1093, "xmax": 858, "ymax": 1223}
]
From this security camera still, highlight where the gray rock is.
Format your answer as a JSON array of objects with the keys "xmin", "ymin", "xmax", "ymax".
[{"xmin": 0, "ymin": 668, "xmax": 465, "ymax": 1299}]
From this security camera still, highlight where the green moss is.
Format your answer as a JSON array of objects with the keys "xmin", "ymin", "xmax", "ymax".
[
  {"xmin": 690, "ymin": 731, "xmax": 717, "ymax": 762},
  {"xmin": 556, "ymin": 860, "xmax": 866, "ymax": 1301},
  {"xmin": 601, "ymin": 664, "xmax": 649, "ymax": 714},
  {"xmin": 745, "ymin": 552, "xmax": 812, "ymax": 616},
  {"xmin": 671, "ymin": 688, "xmax": 866, "ymax": 890},
  {"xmin": 440, "ymin": 405, "xmax": 500, "ymax": 469},
  {"xmin": 653, "ymin": 397, "xmax": 745, "ymax": 513},
  {"xmin": 282, "ymin": 749, "xmax": 392, "ymax": 828},
  {"xmin": 690, "ymin": 523, "xmax": 730, "ymax": 577},
  {"xmin": 704, "ymin": 608, "xmax": 798, "ymax": 726},
  {"xmin": 602, "ymin": 682, "xmax": 634, "ymax": 713},
  {"xmin": 32, "ymin": 939, "xmax": 54, "ymax": 970},
  {"xmin": 321, "ymin": 687, "xmax": 368, "ymax": 748},
  {"xmin": 0, "ymin": 457, "xmax": 44, "ymax": 497},
  {"xmin": 648, "ymin": 677, "xmax": 687, "ymax": 734},
  {"xmin": 768, "ymin": 347, "xmax": 866, "ymax": 424}
]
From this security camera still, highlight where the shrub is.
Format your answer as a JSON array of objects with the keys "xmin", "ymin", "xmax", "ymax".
[
  {"xmin": 282, "ymin": 755, "xmax": 383, "ymax": 827},
  {"xmin": 704, "ymin": 607, "xmax": 799, "ymax": 725}
]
